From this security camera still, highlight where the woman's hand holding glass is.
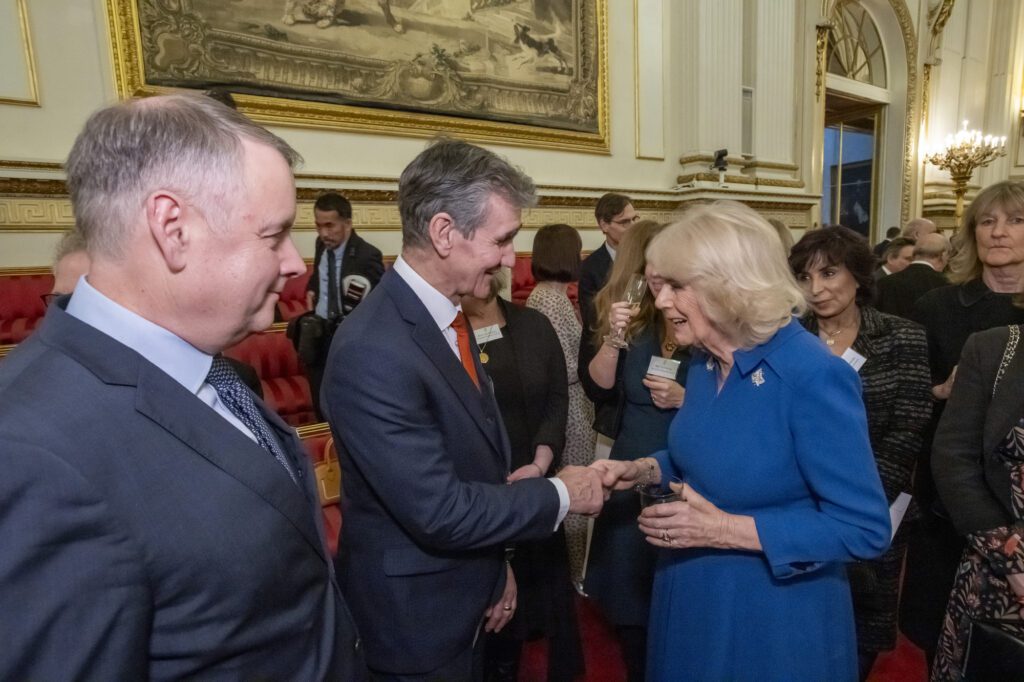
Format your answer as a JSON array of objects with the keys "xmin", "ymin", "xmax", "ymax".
[
  {"xmin": 603, "ymin": 275, "xmax": 648, "ymax": 349},
  {"xmin": 638, "ymin": 483, "xmax": 762, "ymax": 552}
]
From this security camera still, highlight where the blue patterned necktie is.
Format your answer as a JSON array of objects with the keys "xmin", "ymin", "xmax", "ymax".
[{"xmin": 206, "ymin": 357, "xmax": 299, "ymax": 485}]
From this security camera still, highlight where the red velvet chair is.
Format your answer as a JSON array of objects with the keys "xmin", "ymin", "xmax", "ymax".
[
  {"xmin": 0, "ymin": 273, "xmax": 53, "ymax": 344},
  {"xmin": 508, "ymin": 255, "xmax": 579, "ymax": 308},
  {"xmin": 224, "ymin": 327, "xmax": 317, "ymax": 427},
  {"xmin": 277, "ymin": 263, "xmax": 313, "ymax": 321},
  {"xmin": 298, "ymin": 424, "xmax": 342, "ymax": 557}
]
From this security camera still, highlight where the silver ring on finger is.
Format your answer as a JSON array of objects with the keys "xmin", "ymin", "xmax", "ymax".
[{"xmin": 660, "ymin": 529, "xmax": 669, "ymax": 542}]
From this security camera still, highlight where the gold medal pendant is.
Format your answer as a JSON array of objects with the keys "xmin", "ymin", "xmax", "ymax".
[{"xmin": 480, "ymin": 351, "xmax": 489, "ymax": 364}]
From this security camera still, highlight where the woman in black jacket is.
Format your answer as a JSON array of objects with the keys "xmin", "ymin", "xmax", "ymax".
[
  {"xmin": 789, "ymin": 226, "xmax": 933, "ymax": 680},
  {"xmin": 462, "ymin": 274, "xmax": 583, "ymax": 682}
]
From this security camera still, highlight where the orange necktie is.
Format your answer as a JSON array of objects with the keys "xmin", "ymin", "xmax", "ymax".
[{"xmin": 450, "ymin": 311, "xmax": 480, "ymax": 389}]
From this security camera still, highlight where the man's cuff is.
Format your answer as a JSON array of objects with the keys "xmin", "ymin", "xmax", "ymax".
[{"xmin": 548, "ymin": 477, "xmax": 570, "ymax": 530}]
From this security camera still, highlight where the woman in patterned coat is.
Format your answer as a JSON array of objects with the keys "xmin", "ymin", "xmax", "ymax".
[
  {"xmin": 931, "ymin": 324, "xmax": 1024, "ymax": 680},
  {"xmin": 526, "ymin": 223, "xmax": 596, "ymax": 585},
  {"xmin": 789, "ymin": 226, "xmax": 933, "ymax": 680}
]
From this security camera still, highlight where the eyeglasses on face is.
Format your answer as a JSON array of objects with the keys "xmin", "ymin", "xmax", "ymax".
[{"xmin": 610, "ymin": 215, "xmax": 641, "ymax": 227}]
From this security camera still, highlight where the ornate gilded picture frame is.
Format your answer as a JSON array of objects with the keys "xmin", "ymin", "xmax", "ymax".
[{"xmin": 106, "ymin": 0, "xmax": 608, "ymax": 153}]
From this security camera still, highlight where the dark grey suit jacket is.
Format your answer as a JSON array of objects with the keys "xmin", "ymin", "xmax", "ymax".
[
  {"xmin": 876, "ymin": 262, "xmax": 948, "ymax": 319},
  {"xmin": 0, "ymin": 303, "xmax": 364, "ymax": 680},
  {"xmin": 933, "ymin": 325, "xmax": 1024, "ymax": 536},
  {"xmin": 324, "ymin": 269, "xmax": 561, "ymax": 675}
]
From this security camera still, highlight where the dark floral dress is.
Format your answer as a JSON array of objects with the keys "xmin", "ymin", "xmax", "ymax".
[{"xmin": 932, "ymin": 419, "xmax": 1024, "ymax": 681}]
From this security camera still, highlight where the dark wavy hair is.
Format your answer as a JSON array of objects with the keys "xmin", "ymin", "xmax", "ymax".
[{"xmin": 788, "ymin": 226, "xmax": 876, "ymax": 306}]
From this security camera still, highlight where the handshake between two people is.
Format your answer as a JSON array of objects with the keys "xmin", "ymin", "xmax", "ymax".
[
  {"xmin": 553, "ymin": 457, "xmax": 674, "ymax": 517},
  {"xmin": 554, "ymin": 459, "xmax": 746, "ymax": 552}
]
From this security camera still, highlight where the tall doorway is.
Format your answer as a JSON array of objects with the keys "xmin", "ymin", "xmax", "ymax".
[{"xmin": 822, "ymin": 94, "xmax": 881, "ymax": 238}]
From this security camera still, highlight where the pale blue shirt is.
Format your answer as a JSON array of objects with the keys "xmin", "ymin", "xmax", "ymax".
[
  {"xmin": 392, "ymin": 256, "xmax": 570, "ymax": 526},
  {"xmin": 66, "ymin": 276, "xmax": 260, "ymax": 444},
  {"xmin": 315, "ymin": 241, "xmax": 347, "ymax": 319}
]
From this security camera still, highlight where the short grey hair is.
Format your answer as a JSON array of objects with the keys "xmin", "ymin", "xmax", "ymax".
[
  {"xmin": 397, "ymin": 137, "xmax": 537, "ymax": 250},
  {"xmin": 647, "ymin": 201, "xmax": 807, "ymax": 348},
  {"xmin": 53, "ymin": 229, "xmax": 88, "ymax": 263},
  {"xmin": 901, "ymin": 217, "xmax": 936, "ymax": 240},
  {"xmin": 65, "ymin": 93, "xmax": 301, "ymax": 258}
]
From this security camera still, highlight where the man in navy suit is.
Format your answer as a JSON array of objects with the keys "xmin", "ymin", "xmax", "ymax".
[
  {"xmin": 578, "ymin": 192, "xmax": 637, "ymax": 340},
  {"xmin": 324, "ymin": 138, "xmax": 606, "ymax": 680},
  {"xmin": 303, "ymin": 191, "xmax": 385, "ymax": 417},
  {"xmin": 0, "ymin": 94, "xmax": 364, "ymax": 680}
]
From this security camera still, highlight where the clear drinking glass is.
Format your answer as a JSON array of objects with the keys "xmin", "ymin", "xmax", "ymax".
[{"xmin": 603, "ymin": 274, "xmax": 648, "ymax": 350}]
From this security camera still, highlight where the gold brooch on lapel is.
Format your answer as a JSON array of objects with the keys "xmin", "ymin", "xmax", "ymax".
[{"xmin": 752, "ymin": 368, "xmax": 765, "ymax": 387}]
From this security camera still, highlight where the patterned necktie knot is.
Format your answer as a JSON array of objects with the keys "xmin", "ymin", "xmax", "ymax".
[{"xmin": 206, "ymin": 357, "xmax": 298, "ymax": 484}]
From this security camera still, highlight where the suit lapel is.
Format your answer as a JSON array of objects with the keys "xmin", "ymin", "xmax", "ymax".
[
  {"xmin": 384, "ymin": 272, "xmax": 508, "ymax": 459},
  {"xmin": 133, "ymin": 365, "xmax": 327, "ymax": 559}
]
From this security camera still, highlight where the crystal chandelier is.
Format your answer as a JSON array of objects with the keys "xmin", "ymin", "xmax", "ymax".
[{"xmin": 924, "ymin": 120, "xmax": 1007, "ymax": 223}]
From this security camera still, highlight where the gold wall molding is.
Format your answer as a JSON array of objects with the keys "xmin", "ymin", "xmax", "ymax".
[
  {"xmin": 889, "ymin": 0, "xmax": 919, "ymax": 224},
  {"xmin": 0, "ymin": 198, "xmax": 75, "ymax": 230},
  {"xmin": 676, "ymin": 173, "xmax": 805, "ymax": 189},
  {"xmin": 0, "ymin": 178, "xmax": 66, "ymax": 196},
  {"xmin": 0, "ymin": 160, "xmax": 62, "ymax": 171},
  {"xmin": 0, "ymin": 0, "xmax": 40, "ymax": 107}
]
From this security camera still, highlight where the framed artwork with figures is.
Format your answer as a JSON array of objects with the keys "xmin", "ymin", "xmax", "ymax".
[{"xmin": 106, "ymin": 0, "xmax": 608, "ymax": 152}]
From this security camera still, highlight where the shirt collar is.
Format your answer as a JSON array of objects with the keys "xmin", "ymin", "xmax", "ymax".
[
  {"xmin": 910, "ymin": 260, "xmax": 937, "ymax": 270},
  {"xmin": 606, "ymin": 242, "xmax": 617, "ymax": 261},
  {"xmin": 732, "ymin": 317, "xmax": 804, "ymax": 376},
  {"xmin": 65, "ymin": 276, "xmax": 214, "ymax": 393},
  {"xmin": 331, "ymin": 239, "xmax": 347, "ymax": 257},
  {"xmin": 392, "ymin": 255, "xmax": 461, "ymax": 330},
  {"xmin": 881, "ymin": 265, "xmax": 892, "ymax": 276}
]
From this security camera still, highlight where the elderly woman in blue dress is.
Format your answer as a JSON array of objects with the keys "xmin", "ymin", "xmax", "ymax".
[{"xmin": 593, "ymin": 201, "xmax": 891, "ymax": 681}]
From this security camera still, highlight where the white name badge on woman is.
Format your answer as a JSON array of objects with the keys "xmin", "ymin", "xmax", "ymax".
[
  {"xmin": 647, "ymin": 356, "xmax": 681, "ymax": 380},
  {"xmin": 474, "ymin": 325, "xmax": 503, "ymax": 344}
]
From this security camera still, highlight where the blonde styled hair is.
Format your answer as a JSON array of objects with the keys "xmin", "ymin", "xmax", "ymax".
[
  {"xmin": 948, "ymin": 180, "xmax": 1024, "ymax": 284},
  {"xmin": 592, "ymin": 220, "xmax": 665, "ymax": 347},
  {"xmin": 647, "ymin": 201, "xmax": 807, "ymax": 348}
]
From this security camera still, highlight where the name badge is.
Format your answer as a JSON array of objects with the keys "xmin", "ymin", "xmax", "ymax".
[
  {"xmin": 474, "ymin": 324, "xmax": 503, "ymax": 344},
  {"xmin": 841, "ymin": 347, "xmax": 867, "ymax": 372},
  {"xmin": 647, "ymin": 356, "xmax": 681, "ymax": 380}
]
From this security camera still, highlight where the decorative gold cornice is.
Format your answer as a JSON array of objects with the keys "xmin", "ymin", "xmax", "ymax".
[
  {"xmin": 0, "ymin": 344, "xmax": 14, "ymax": 359},
  {"xmin": 815, "ymin": 22, "xmax": 831, "ymax": 101},
  {"xmin": 742, "ymin": 160, "xmax": 800, "ymax": 172},
  {"xmin": 0, "ymin": 178, "xmax": 66, "ymax": 195},
  {"xmin": 676, "ymin": 173, "xmax": 805, "ymax": 189},
  {"xmin": 0, "ymin": 160, "xmax": 62, "ymax": 171},
  {"xmin": 0, "ymin": 266, "xmax": 50, "ymax": 275},
  {"xmin": 296, "ymin": 188, "xmax": 398, "ymax": 203}
]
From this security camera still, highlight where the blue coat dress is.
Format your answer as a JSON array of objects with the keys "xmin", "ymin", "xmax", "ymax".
[{"xmin": 647, "ymin": 320, "xmax": 891, "ymax": 682}]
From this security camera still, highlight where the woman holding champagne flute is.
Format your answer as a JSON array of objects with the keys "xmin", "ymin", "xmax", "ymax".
[
  {"xmin": 592, "ymin": 202, "xmax": 890, "ymax": 681},
  {"xmin": 582, "ymin": 220, "xmax": 691, "ymax": 682}
]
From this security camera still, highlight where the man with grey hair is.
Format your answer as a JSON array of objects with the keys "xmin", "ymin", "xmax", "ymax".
[
  {"xmin": 0, "ymin": 94, "xmax": 364, "ymax": 680},
  {"xmin": 901, "ymin": 217, "xmax": 937, "ymax": 241},
  {"xmin": 323, "ymin": 137, "xmax": 605, "ymax": 680},
  {"xmin": 876, "ymin": 232, "xmax": 951, "ymax": 318}
]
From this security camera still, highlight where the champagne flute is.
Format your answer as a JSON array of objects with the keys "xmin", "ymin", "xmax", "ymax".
[{"xmin": 603, "ymin": 273, "xmax": 648, "ymax": 349}]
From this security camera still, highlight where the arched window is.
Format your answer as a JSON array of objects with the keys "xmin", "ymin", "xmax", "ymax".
[{"xmin": 827, "ymin": 0, "xmax": 887, "ymax": 88}]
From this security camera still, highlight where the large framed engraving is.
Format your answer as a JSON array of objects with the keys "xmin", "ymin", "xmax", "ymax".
[{"xmin": 107, "ymin": 0, "xmax": 608, "ymax": 153}]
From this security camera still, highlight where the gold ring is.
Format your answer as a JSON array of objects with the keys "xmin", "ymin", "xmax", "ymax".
[{"xmin": 660, "ymin": 530, "xmax": 669, "ymax": 542}]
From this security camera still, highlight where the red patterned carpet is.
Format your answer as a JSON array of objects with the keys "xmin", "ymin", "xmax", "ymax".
[{"xmin": 521, "ymin": 597, "xmax": 927, "ymax": 681}]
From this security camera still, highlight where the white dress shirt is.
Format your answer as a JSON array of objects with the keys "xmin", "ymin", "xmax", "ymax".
[{"xmin": 66, "ymin": 276, "xmax": 260, "ymax": 444}]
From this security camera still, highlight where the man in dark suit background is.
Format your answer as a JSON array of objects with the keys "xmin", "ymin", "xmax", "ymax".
[
  {"xmin": 873, "ymin": 236, "xmax": 916, "ymax": 282},
  {"xmin": 323, "ymin": 138, "xmax": 606, "ymax": 680},
  {"xmin": 303, "ymin": 191, "xmax": 384, "ymax": 417},
  {"xmin": 876, "ymin": 232, "xmax": 950, "ymax": 319},
  {"xmin": 872, "ymin": 225, "xmax": 900, "ymax": 258},
  {"xmin": 578, "ymin": 192, "xmax": 637, "ymax": 340},
  {"xmin": 0, "ymin": 94, "xmax": 364, "ymax": 680}
]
